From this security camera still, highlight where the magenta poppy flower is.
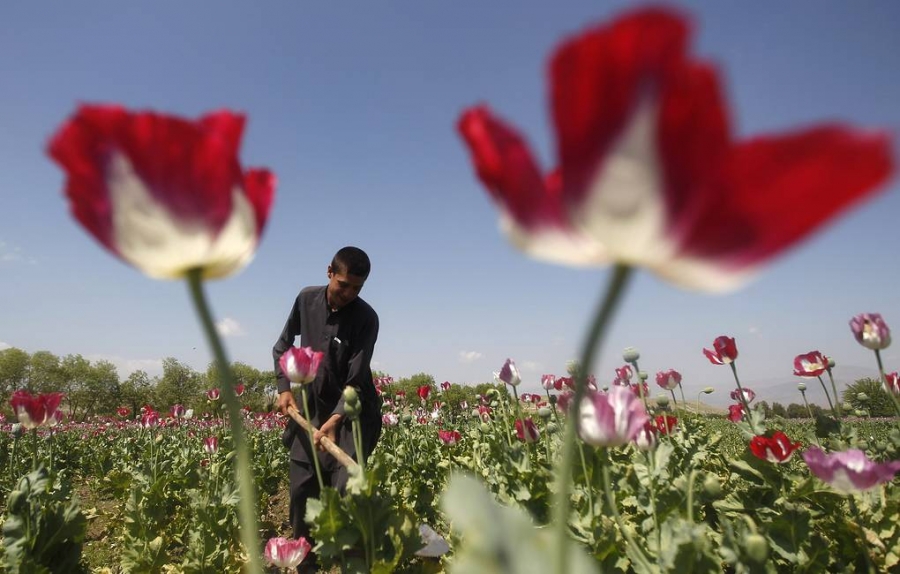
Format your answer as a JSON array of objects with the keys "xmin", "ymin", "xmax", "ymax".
[
  {"xmin": 635, "ymin": 421, "xmax": 658, "ymax": 451},
  {"xmin": 235, "ymin": 383, "xmax": 245, "ymax": 397},
  {"xmin": 496, "ymin": 359, "xmax": 521, "ymax": 387},
  {"xmin": 655, "ymin": 415, "xmax": 678, "ymax": 435},
  {"xmin": 264, "ymin": 536, "xmax": 312, "ymax": 569},
  {"xmin": 382, "ymin": 413, "xmax": 399, "ymax": 426},
  {"xmin": 141, "ymin": 410, "xmax": 160, "ymax": 428},
  {"xmin": 704, "ymin": 336, "xmax": 738, "ymax": 365},
  {"xmin": 477, "ymin": 405, "xmax": 492, "ymax": 421},
  {"xmin": 578, "ymin": 386, "xmax": 649, "ymax": 447},
  {"xmin": 803, "ymin": 447, "xmax": 900, "ymax": 492},
  {"xmin": 438, "ymin": 430, "xmax": 462, "ymax": 445},
  {"xmin": 884, "ymin": 372, "xmax": 900, "ymax": 395},
  {"xmin": 793, "ymin": 351, "xmax": 828, "ymax": 377},
  {"xmin": 170, "ymin": 404, "xmax": 186, "ymax": 419},
  {"xmin": 850, "ymin": 313, "xmax": 892, "ymax": 351},
  {"xmin": 279, "ymin": 347, "xmax": 324, "ymax": 386},
  {"xmin": 48, "ymin": 106, "xmax": 276, "ymax": 280},
  {"xmin": 730, "ymin": 388, "xmax": 756, "ymax": 403},
  {"xmin": 750, "ymin": 432, "xmax": 802, "ymax": 464},
  {"xmin": 629, "ymin": 382, "xmax": 649, "ymax": 397},
  {"xmin": 10, "ymin": 391, "xmax": 64, "ymax": 429},
  {"xmin": 457, "ymin": 8, "xmax": 893, "ymax": 292},
  {"xmin": 206, "ymin": 388, "xmax": 221, "ymax": 401},
  {"xmin": 541, "ymin": 374, "xmax": 557, "ymax": 390},
  {"xmin": 614, "ymin": 365, "xmax": 633, "ymax": 385},
  {"xmin": 203, "ymin": 436, "xmax": 219, "ymax": 454},
  {"xmin": 116, "ymin": 407, "xmax": 130, "ymax": 418},
  {"xmin": 440, "ymin": 381, "xmax": 451, "ymax": 391},
  {"xmin": 557, "ymin": 376, "xmax": 574, "ymax": 391},
  {"xmin": 727, "ymin": 403, "xmax": 745, "ymax": 423},
  {"xmin": 515, "ymin": 418, "xmax": 540, "ymax": 443},
  {"xmin": 655, "ymin": 369, "xmax": 682, "ymax": 390},
  {"xmin": 417, "ymin": 385, "xmax": 431, "ymax": 401}
]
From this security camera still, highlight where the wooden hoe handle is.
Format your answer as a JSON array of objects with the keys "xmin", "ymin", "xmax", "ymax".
[{"xmin": 286, "ymin": 406, "xmax": 358, "ymax": 469}]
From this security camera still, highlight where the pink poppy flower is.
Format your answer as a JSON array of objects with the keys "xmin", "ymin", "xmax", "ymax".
[
  {"xmin": 730, "ymin": 388, "xmax": 756, "ymax": 403},
  {"xmin": 749, "ymin": 432, "xmax": 801, "ymax": 464},
  {"xmin": 10, "ymin": 391, "xmax": 64, "ymax": 429},
  {"xmin": 635, "ymin": 421, "xmax": 658, "ymax": 451},
  {"xmin": 703, "ymin": 336, "xmax": 738, "ymax": 365},
  {"xmin": 655, "ymin": 369, "xmax": 682, "ymax": 391},
  {"xmin": 170, "ymin": 404, "xmax": 186, "ymax": 418},
  {"xmin": 457, "ymin": 8, "xmax": 893, "ymax": 292},
  {"xmin": 235, "ymin": 383, "xmax": 245, "ymax": 397},
  {"xmin": 264, "ymin": 536, "xmax": 312, "ymax": 569},
  {"xmin": 578, "ymin": 386, "xmax": 648, "ymax": 447},
  {"xmin": 417, "ymin": 385, "xmax": 431, "ymax": 401},
  {"xmin": 141, "ymin": 410, "xmax": 159, "ymax": 428},
  {"xmin": 279, "ymin": 347, "xmax": 324, "ymax": 386},
  {"xmin": 203, "ymin": 436, "xmax": 219, "ymax": 454},
  {"xmin": 541, "ymin": 374, "xmax": 557, "ymax": 391},
  {"xmin": 477, "ymin": 405, "xmax": 493, "ymax": 421},
  {"xmin": 803, "ymin": 447, "xmax": 900, "ymax": 492},
  {"xmin": 440, "ymin": 381, "xmax": 451, "ymax": 391},
  {"xmin": 496, "ymin": 359, "xmax": 521, "ymax": 387},
  {"xmin": 206, "ymin": 389, "xmax": 221, "ymax": 401},
  {"xmin": 116, "ymin": 407, "xmax": 131, "ymax": 418},
  {"xmin": 793, "ymin": 351, "xmax": 828, "ymax": 377},
  {"xmin": 727, "ymin": 403, "xmax": 745, "ymax": 423},
  {"xmin": 438, "ymin": 430, "xmax": 462, "ymax": 445},
  {"xmin": 655, "ymin": 415, "xmax": 678, "ymax": 435},
  {"xmin": 48, "ymin": 106, "xmax": 276, "ymax": 280},
  {"xmin": 615, "ymin": 365, "xmax": 633, "ymax": 384},
  {"xmin": 849, "ymin": 313, "xmax": 892, "ymax": 351},
  {"xmin": 382, "ymin": 413, "xmax": 399, "ymax": 426},
  {"xmin": 515, "ymin": 418, "xmax": 540, "ymax": 443}
]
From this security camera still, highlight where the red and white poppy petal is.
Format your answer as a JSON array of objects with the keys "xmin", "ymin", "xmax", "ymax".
[
  {"xmin": 550, "ymin": 8, "xmax": 689, "ymax": 206},
  {"xmin": 458, "ymin": 106, "xmax": 606, "ymax": 266},
  {"xmin": 244, "ymin": 168, "xmax": 276, "ymax": 237},
  {"xmin": 105, "ymin": 151, "xmax": 262, "ymax": 279},
  {"xmin": 679, "ymin": 126, "xmax": 894, "ymax": 269}
]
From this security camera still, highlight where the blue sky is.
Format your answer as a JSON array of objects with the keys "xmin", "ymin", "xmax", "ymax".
[{"xmin": 1, "ymin": 1, "xmax": 898, "ymax": 407}]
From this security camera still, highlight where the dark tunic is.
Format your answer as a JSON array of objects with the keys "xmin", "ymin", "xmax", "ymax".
[{"xmin": 273, "ymin": 285, "xmax": 381, "ymax": 470}]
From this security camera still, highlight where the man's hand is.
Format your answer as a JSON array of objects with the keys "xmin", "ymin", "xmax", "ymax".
[
  {"xmin": 276, "ymin": 390, "xmax": 298, "ymax": 416},
  {"xmin": 314, "ymin": 414, "xmax": 343, "ymax": 452}
]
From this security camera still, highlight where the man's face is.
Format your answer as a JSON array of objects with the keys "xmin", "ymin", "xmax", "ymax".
[{"xmin": 326, "ymin": 266, "xmax": 366, "ymax": 310}]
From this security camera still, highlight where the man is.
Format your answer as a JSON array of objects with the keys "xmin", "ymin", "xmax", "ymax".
[{"xmin": 273, "ymin": 246, "xmax": 382, "ymax": 572}]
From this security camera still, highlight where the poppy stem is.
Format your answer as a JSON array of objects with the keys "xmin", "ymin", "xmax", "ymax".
[
  {"xmin": 729, "ymin": 362, "xmax": 759, "ymax": 435},
  {"xmin": 551, "ymin": 264, "xmax": 632, "ymax": 574},
  {"xmin": 825, "ymin": 367, "xmax": 843, "ymax": 417},
  {"xmin": 186, "ymin": 269, "xmax": 263, "ymax": 574},
  {"xmin": 874, "ymin": 350, "xmax": 900, "ymax": 422},
  {"xmin": 816, "ymin": 375, "xmax": 836, "ymax": 414},
  {"xmin": 300, "ymin": 386, "xmax": 325, "ymax": 490}
]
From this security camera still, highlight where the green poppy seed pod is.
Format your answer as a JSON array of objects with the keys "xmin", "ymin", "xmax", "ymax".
[
  {"xmin": 703, "ymin": 474, "xmax": 722, "ymax": 499},
  {"xmin": 797, "ymin": 382, "xmax": 807, "ymax": 392},
  {"xmin": 343, "ymin": 386, "xmax": 360, "ymax": 408},
  {"xmin": 639, "ymin": 371, "xmax": 648, "ymax": 381},
  {"xmin": 656, "ymin": 394, "xmax": 670, "ymax": 408},
  {"xmin": 11, "ymin": 423, "xmax": 23, "ymax": 439},
  {"xmin": 842, "ymin": 402, "xmax": 852, "ymax": 412},
  {"xmin": 344, "ymin": 401, "xmax": 361, "ymax": 420},
  {"xmin": 546, "ymin": 422, "xmax": 558, "ymax": 434},
  {"xmin": 857, "ymin": 392, "xmax": 869, "ymax": 402},
  {"xmin": 602, "ymin": 386, "xmax": 609, "ymax": 392},
  {"xmin": 538, "ymin": 407, "xmax": 552, "ymax": 420},
  {"xmin": 702, "ymin": 387, "xmax": 715, "ymax": 394},
  {"xmin": 858, "ymin": 440, "xmax": 869, "ymax": 450},
  {"xmin": 490, "ymin": 400, "xmax": 499, "ymax": 408},
  {"xmin": 745, "ymin": 534, "xmax": 769, "ymax": 563},
  {"xmin": 402, "ymin": 413, "xmax": 413, "ymax": 424},
  {"xmin": 480, "ymin": 423, "xmax": 491, "ymax": 433},
  {"xmin": 854, "ymin": 410, "xmax": 867, "ymax": 418},
  {"xmin": 827, "ymin": 357, "xmax": 836, "ymax": 368},
  {"xmin": 622, "ymin": 347, "xmax": 640, "ymax": 362},
  {"xmin": 485, "ymin": 388, "xmax": 499, "ymax": 398}
]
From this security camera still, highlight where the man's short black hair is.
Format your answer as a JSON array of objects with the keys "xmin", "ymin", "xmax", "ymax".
[{"xmin": 331, "ymin": 246, "xmax": 371, "ymax": 278}]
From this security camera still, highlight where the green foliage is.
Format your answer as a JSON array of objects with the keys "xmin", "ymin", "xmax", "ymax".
[
  {"xmin": 1, "ymin": 466, "xmax": 87, "ymax": 573},
  {"xmin": 843, "ymin": 377, "xmax": 895, "ymax": 417}
]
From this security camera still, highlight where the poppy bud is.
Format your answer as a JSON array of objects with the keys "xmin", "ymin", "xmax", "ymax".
[{"xmin": 744, "ymin": 534, "xmax": 768, "ymax": 563}]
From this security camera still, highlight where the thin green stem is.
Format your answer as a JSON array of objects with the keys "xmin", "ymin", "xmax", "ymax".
[
  {"xmin": 300, "ymin": 386, "xmax": 325, "ymax": 491},
  {"xmin": 601, "ymin": 449, "xmax": 654, "ymax": 572},
  {"xmin": 551, "ymin": 264, "xmax": 633, "ymax": 574},
  {"xmin": 678, "ymin": 384, "xmax": 687, "ymax": 412},
  {"xmin": 187, "ymin": 269, "xmax": 262, "ymax": 574},
  {"xmin": 816, "ymin": 375, "xmax": 836, "ymax": 413},
  {"xmin": 875, "ymin": 350, "xmax": 900, "ymax": 423},
  {"xmin": 686, "ymin": 469, "xmax": 698, "ymax": 523},
  {"xmin": 576, "ymin": 444, "xmax": 594, "ymax": 524},
  {"xmin": 826, "ymin": 368, "xmax": 843, "ymax": 417}
]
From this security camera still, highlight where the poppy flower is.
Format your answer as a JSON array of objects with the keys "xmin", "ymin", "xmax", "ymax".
[
  {"xmin": 793, "ymin": 351, "xmax": 828, "ymax": 377},
  {"xmin": 9, "ymin": 391, "xmax": 64, "ymax": 429},
  {"xmin": 849, "ymin": 313, "xmax": 891, "ymax": 351},
  {"xmin": 48, "ymin": 105, "xmax": 276, "ymax": 280},
  {"xmin": 578, "ymin": 386, "xmax": 648, "ymax": 447},
  {"xmin": 803, "ymin": 447, "xmax": 900, "ymax": 492},
  {"xmin": 704, "ymin": 336, "xmax": 738, "ymax": 365},
  {"xmin": 655, "ymin": 415, "xmax": 678, "ymax": 435},
  {"xmin": 264, "ymin": 537, "xmax": 312, "ymax": 569},
  {"xmin": 727, "ymin": 403, "xmax": 745, "ymax": 423},
  {"xmin": 749, "ymin": 431, "xmax": 801, "ymax": 463},
  {"xmin": 457, "ymin": 8, "xmax": 893, "ymax": 292},
  {"xmin": 655, "ymin": 369, "xmax": 681, "ymax": 390},
  {"xmin": 438, "ymin": 430, "xmax": 462, "ymax": 445},
  {"xmin": 279, "ymin": 347, "xmax": 324, "ymax": 387},
  {"xmin": 496, "ymin": 359, "xmax": 522, "ymax": 387},
  {"xmin": 515, "ymin": 418, "xmax": 540, "ymax": 443}
]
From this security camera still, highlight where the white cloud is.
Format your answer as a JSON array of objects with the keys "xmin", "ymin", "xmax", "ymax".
[
  {"xmin": 0, "ymin": 241, "xmax": 36, "ymax": 265},
  {"xmin": 748, "ymin": 326, "xmax": 761, "ymax": 337},
  {"xmin": 458, "ymin": 350, "xmax": 483, "ymax": 363},
  {"xmin": 0, "ymin": 341, "xmax": 11, "ymax": 351},
  {"xmin": 521, "ymin": 361, "xmax": 541, "ymax": 372},
  {"xmin": 216, "ymin": 317, "xmax": 246, "ymax": 337}
]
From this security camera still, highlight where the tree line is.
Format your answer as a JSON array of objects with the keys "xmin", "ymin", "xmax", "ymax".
[{"xmin": 0, "ymin": 347, "xmax": 276, "ymax": 421}]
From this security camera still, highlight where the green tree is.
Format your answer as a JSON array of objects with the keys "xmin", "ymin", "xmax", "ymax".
[
  {"xmin": 771, "ymin": 402, "xmax": 787, "ymax": 417},
  {"xmin": 0, "ymin": 347, "xmax": 30, "ymax": 409},
  {"xmin": 60, "ymin": 354, "xmax": 93, "ymax": 421},
  {"xmin": 119, "ymin": 370, "xmax": 155, "ymax": 417},
  {"xmin": 842, "ymin": 377, "xmax": 894, "ymax": 417},
  {"xmin": 206, "ymin": 361, "xmax": 270, "ymax": 412},
  {"xmin": 154, "ymin": 358, "xmax": 203, "ymax": 411},
  {"xmin": 30, "ymin": 351, "xmax": 65, "ymax": 394}
]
